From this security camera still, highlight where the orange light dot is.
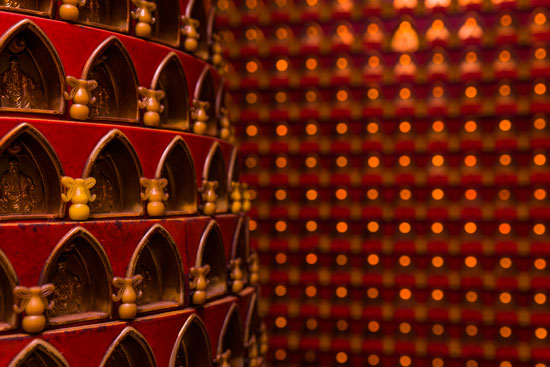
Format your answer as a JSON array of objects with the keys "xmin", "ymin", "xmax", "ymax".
[
  {"xmin": 400, "ymin": 288, "xmax": 412, "ymax": 300},
  {"xmin": 336, "ymin": 122, "xmax": 348, "ymax": 134},
  {"xmin": 432, "ymin": 189, "xmax": 444, "ymax": 200},
  {"xmin": 367, "ymin": 254, "xmax": 380, "ymax": 265},
  {"xmin": 534, "ymin": 153, "xmax": 547, "ymax": 166},
  {"xmin": 464, "ymin": 155, "xmax": 477, "ymax": 167},
  {"xmin": 275, "ymin": 349, "xmax": 287, "ymax": 360},
  {"xmin": 306, "ymin": 253, "xmax": 318, "ymax": 265},
  {"xmin": 433, "ymin": 53, "xmax": 444, "ymax": 64},
  {"xmin": 466, "ymin": 325, "xmax": 478, "ymax": 336},
  {"xmin": 535, "ymin": 258, "xmax": 547, "ymax": 270},
  {"xmin": 535, "ymin": 12, "xmax": 547, "ymax": 26},
  {"xmin": 368, "ymin": 156, "xmax": 380, "ymax": 168},
  {"xmin": 464, "ymin": 120, "xmax": 477, "ymax": 132},
  {"xmin": 336, "ymin": 57, "xmax": 349, "ymax": 69},
  {"xmin": 336, "ymin": 155, "xmax": 348, "ymax": 167},
  {"xmin": 306, "ymin": 122, "xmax": 318, "ymax": 135},
  {"xmin": 466, "ymin": 291, "xmax": 478, "ymax": 303},
  {"xmin": 499, "ymin": 50, "xmax": 511, "ymax": 62},
  {"xmin": 246, "ymin": 93, "xmax": 258, "ymax": 104},
  {"xmin": 305, "ymin": 58, "xmax": 318, "ymax": 70},
  {"xmin": 465, "ymin": 86, "xmax": 478, "ymax": 98},
  {"xmin": 367, "ymin": 189, "xmax": 379, "ymax": 200},
  {"xmin": 465, "ymin": 256, "xmax": 477, "ymax": 268},
  {"xmin": 399, "ymin": 222, "xmax": 411, "ymax": 233},
  {"xmin": 305, "ymin": 156, "xmax": 317, "ymax": 168},
  {"xmin": 500, "ymin": 292, "xmax": 512, "ymax": 304},
  {"xmin": 305, "ymin": 285, "xmax": 317, "ymax": 297},
  {"xmin": 275, "ymin": 91, "xmax": 287, "ymax": 104},
  {"xmin": 465, "ymin": 189, "xmax": 477, "ymax": 200},
  {"xmin": 306, "ymin": 220, "xmax": 318, "ymax": 232},
  {"xmin": 399, "ymin": 121, "xmax": 412, "ymax": 133},
  {"xmin": 399, "ymin": 155, "xmax": 411, "ymax": 167},
  {"xmin": 499, "ymin": 84, "xmax": 511, "ymax": 96},
  {"xmin": 305, "ymin": 90, "xmax": 318, "ymax": 102},
  {"xmin": 246, "ymin": 61, "xmax": 258, "ymax": 73},
  {"xmin": 336, "ymin": 221, "xmax": 348, "ymax": 233},
  {"xmin": 275, "ymin": 285, "xmax": 286, "ymax": 296},
  {"xmin": 535, "ymin": 82, "xmax": 547, "ymax": 95},
  {"xmin": 275, "ymin": 316, "xmax": 287, "ymax": 328},
  {"xmin": 306, "ymin": 189, "xmax": 318, "ymax": 201},
  {"xmin": 535, "ymin": 188, "xmax": 547, "ymax": 200},
  {"xmin": 399, "ymin": 255, "xmax": 411, "ymax": 267},
  {"xmin": 246, "ymin": 125, "xmax": 258, "ymax": 137},
  {"xmin": 500, "ymin": 14, "xmax": 512, "ymax": 27},
  {"xmin": 249, "ymin": 220, "xmax": 257, "ymax": 231},
  {"xmin": 399, "ymin": 88, "xmax": 412, "ymax": 100},
  {"xmin": 534, "ymin": 117, "xmax": 547, "ymax": 130},
  {"xmin": 400, "ymin": 356, "xmax": 412, "ymax": 367},
  {"xmin": 368, "ymin": 320, "xmax": 380, "ymax": 332},
  {"xmin": 399, "ymin": 54, "xmax": 411, "ymax": 65},
  {"xmin": 432, "ymin": 154, "xmax": 444, "ymax": 166},
  {"xmin": 400, "ymin": 189, "xmax": 412, "ymax": 200},
  {"xmin": 432, "ymin": 222, "xmax": 444, "ymax": 234},
  {"xmin": 536, "ymin": 327, "xmax": 548, "ymax": 339},
  {"xmin": 465, "ymin": 222, "xmax": 477, "ymax": 234},
  {"xmin": 368, "ymin": 88, "xmax": 380, "ymax": 100},
  {"xmin": 432, "ymin": 289, "xmax": 444, "ymax": 301},
  {"xmin": 500, "ymin": 257, "xmax": 512, "ymax": 269},
  {"xmin": 433, "ymin": 86, "xmax": 444, "ymax": 98},
  {"xmin": 535, "ymin": 293, "xmax": 547, "ymax": 304},
  {"xmin": 368, "ymin": 56, "xmax": 380, "ymax": 68},
  {"xmin": 276, "ymin": 124, "xmax": 288, "ymax": 136},
  {"xmin": 400, "ymin": 322, "xmax": 412, "ymax": 334},
  {"xmin": 432, "ymin": 256, "xmax": 444, "ymax": 268},
  {"xmin": 367, "ymin": 221, "xmax": 380, "ymax": 232},
  {"xmin": 336, "ymin": 89, "xmax": 348, "ymax": 102},
  {"xmin": 306, "ymin": 318, "xmax": 317, "ymax": 330},
  {"xmin": 534, "ymin": 223, "xmax": 546, "ymax": 235},
  {"xmin": 499, "ymin": 223, "xmax": 511, "ymax": 234},
  {"xmin": 276, "ymin": 59, "xmax": 288, "ymax": 72},
  {"xmin": 336, "ymin": 352, "xmax": 348, "ymax": 364},
  {"xmin": 275, "ymin": 27, "xmax": 288, "ymax": 40},
  {"xmin": 336, "ymin": 286, "xmax": 348, "ymax": 298},
  {"xmin": 367, "ymin": 287, "xmax": 379, "ymax": 299},
  {"xmin": 335, "ymin": 188, "xmax": 348, "ymax": 200},
  {"xmin": 275, "ymin": 221, "xmax": 287, "ymax": 232},
  {"xmin": 336, "ymin": 254, "xmax": 348, "ymax": 266},
  {"xmin": 432, "ymin": 120, "xmax": 445, "ymax": 132},
  {"xmin": 367, "ymin": 122, "xmax": 379, "ymax": 134},
  {"xmin": 433, "ymin": 324, "xmax": 444, "ymax": 335},
  {"xmin": 466, "ymin": 51, "xmax": 477, "ymax": 63}
]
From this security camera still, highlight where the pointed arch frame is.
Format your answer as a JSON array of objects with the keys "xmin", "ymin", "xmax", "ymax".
[
  {"xmin": 8, "ymin": 339, "xmax": 69, "ymax": 367},
  {"xmin": 169, "ymin": 313, "xmax": 213, "ymax": 367},
  {"xmin": 39, "ymin": 226, "xmax": 114, "ymax": 325},
  {"xmin": 196, "ymin": 220, "xmax": 227, "ymax": 300},
  {"xmin": 0, "ymin": 122, "xmax": 64, "ymax": 220},
  {"xmin": 99, "ymin": 326, "xmax": 157, "ymax": 367},
  {"xmin": 155, "ymin": 136, "xmax": 198, "ymax": 214},
  {"xmin": 194, "ymin": 66, "xmax": 218, "ymax": 136},
  {"xmin": 231, "ymin": 216, "xmax": 249, "ymax": 262},
  {"xmin": 244, "ymin": 293, "xmax": 259, "ymax": 343},
  {"xmin": 126, "ymin": 224, "xmax": 185, "ymax": 311},
  {"xmin": 0, "ymin": 19, "xmax": 66, "ymax": 114},
  {"xmin": 202, "ymin": 141, "xmax": 228, "ymax": 213},
  {"xmin": 0, "ymin": 248, "xmax": 18, "ymax": 331},
  {"xmin": 81, "ymin": 36, "xmax": 139, "ymax": 123},
  {"xmin": 226, "ymin": 146, "xmax": 239, "ymax": 190},
  {"xmin": 150, "ymin": 52, "xmax": 190, "ymax": 131},
  {"xmin": 217, "ymin": 303, "xmax": 244, "ymax": 358},
  {"xmin": 82, "ymin": 128, "xmax": 144, "ymax": 218}
]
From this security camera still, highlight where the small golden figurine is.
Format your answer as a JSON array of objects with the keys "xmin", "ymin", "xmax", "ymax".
[
  {"xmin": 61, "ymin": 176, "xmax": 96, "ymax": 221},
  {"xmin": 215, "ymin": 350, "xmax": 231, "ymax": 367},
  {"xmin": 247, "ymin": 337, "xmax": 259, "ymax": 367},
  {"xmin": 241, "ymin": 183, "xmax": 252, "ymax": 213},
  {"xmin": 59, "ymin": 0, "xmax": 86, "ymax": 22},
  {"xmin": 391, "ymin": 21, "xmax": 419, "ymax": 53},
  {"xmin": 132, "ymin": 0, "xmax": 157, "ymax": 38},
  {"xmin": 219, "ymin": 107, "xmax": 234, "ymax": 141},
  {"xmin": 248, "ymin": 252, "xmax": 259, "ymax": 286},
  {"xmin": 189, "ymin": 265, "xmax": 210, "ymax": 305},
  {"xmin": 64, "ymin": 76, "xmax": 98, "ymax": 120},
  {"xmin": 229, "ymin": 258, "xmax": 244, "ymax": 293},
  {"xmin": 112, "ymin": 275, "xmax": 143, "ymax": 320},
  {"xmin": 13, "ymin": 284, "xmax": 55, "ymax": 333},
  {"xmin": 140, "ymin": 177, "xmax": 169, "ymax": 216},
  {"xmin": 138, "ymin": 87, "xmax": 165, "ymax": 127},
  {"xmin": 211, "ymin": 34, "xmax": 223, "ymax": 66},
  {"xmin": 191, "ymin": 99, "xmax": 210, "ymax": 135},
  {"xmin": 201, "ymin": 180, "xmax": 218, "ymax": 215},
  {"xmin": 181, "ymin": 16, "xmax": 200, "ymax": 52},
  {"xmin": 230, "ymin": 181, "xmax": 242, "ymax": 214}
]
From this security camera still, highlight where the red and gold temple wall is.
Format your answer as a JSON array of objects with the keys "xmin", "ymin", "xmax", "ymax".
[{"xmin": 218, "ymin": 0, "xmax": 550, "ymax": 366}]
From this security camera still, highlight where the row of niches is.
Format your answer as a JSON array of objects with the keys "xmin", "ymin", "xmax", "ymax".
[
  {"xmin": 0, "ymin": 0, "xmax": 222, "ymax": 60},
  {"xmin": 0, "ymin": 19, "xmax": 234, "ymax": 139},
  {"xmin": 0, "ymin": 219, "xmax": 258, "ymax": 333},
  {"xmin": 232, "ymin": 47, "xmax": 550, "ymax": 87},
  {"xmin": 221, "ymin": 10, "xmax": 550, "ymax": 55},
  {"xmin": 4, "ymin": 300, "xmax": 266, "ymax": 367},
  {"xmin": 218, "ymin": 0, "xmax": 532, "ymax": 21},
  {"xmin": 0, "ymin": 122, "xmax": 247, "ymax": 220}
]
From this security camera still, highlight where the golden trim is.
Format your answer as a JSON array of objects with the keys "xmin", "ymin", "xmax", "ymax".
[
  {"xmin": 244, "ymin": 292, "xmax": 258, "ymax": 343},
  {"xmin": 82, "ymin": 128, "xmax": 145, "ymax": 218},
  {"xmin": 81, "ymin": 36, "xmax": 139, "ymax": 123},
  {"xmin": 38, "ymin": 226, "xmax": 114, "ymax": 325},
  {"xmin": 8, "ymin": 339, "xmax": 69, "ymax": 367},
  {"xmin": 155, "ymin": 136, "xmax": 197, "ymax": 215},
  {"xmin": 99, "ymin": 326, "xmax": 157, "ymax": 367},
  {"xmin": 169, "ymin": 313, "xmax": 213, "ymax": 367},
  {"xmin": 0, "ymin": 249, "xmax": 17, "ymax": 331},
  {"xmin": 150, "ymin": 52, "xmax": 190, "ymax": 131},
  {"xmin": 0, "ymin": 19, "xmax": 66, "ymax": 115},
  {"xmin": 196, "ymin": 220, "xmax": 227, "ymax": 299},
  {"xmin": 202, "ymin": 141, "xmax": 228, "ymax": 213},
  {"xmin": 0, "ymin": 122, "xmax": 65, "ymax": 221},
  {"xmin": 126, "ymin": 224, "xmax": 185, "ymax": 311},
  {"xmin": 77, "ymin": 0, "xmax": 130, "ymax": 33},
  {"xmin": 217, "ymin": 303, "xmax": 243, "ymax": 355}
]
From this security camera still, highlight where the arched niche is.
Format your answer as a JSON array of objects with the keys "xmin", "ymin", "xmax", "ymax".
[
  {"xmin": 169, "ymin": 314, "xmax": 213, "ymax": 367},
  {"xmin": 83, "ymin": 129, "xmax": 143, "ymax": 217},
  {"xmin": 0, "ymin": 249, "xmax": 17, "ymax": 331},
  {"xmin": 196, "ymin": 220, "xmax": 227, "ymax": 300},
  {"xmin": 150, "ymin": 52, "xmax": 190, "ymax": 130},
  {"xmin": 150, "ymin": 0, "xmax": 180, "ymax": 46},
  {"xmin": 226, "ymin": 147, "xmax": 239, "ymax": 190},
  {"xmin": 216, "ymin": 80, "xmax": 235, "ymax": 140},
  {"xmin": 185, "ymin": 0, "xmax": 208, "ymax": 59},
  {"xmin": 39, "ymin": 226, "xmax": 113, "ymax": 325},
  {"xmin": 78, "ymin": 0, "xmax": 129, "ymax": 32},
  {"xmin": 244, "ymin": 293, "xmax": 260, "ymax": 344},
  {"xmin": 231, "ymin": 216, "xmax": 249, "ymax": 287},
  {"xmin": 202, "ymin": 142, "xmax": 228, "ymax": 213},
  {"xmin": 194, "ymin": 67, "xmax": 218, "ymax": 136},
  {"xmin": 217, "ymin": 304, "xmax": 244, "ymax": 367},
  {"xmin": 127, "ymin": 224, "xmax": 184, "ymax": 312},
  {"xmin": 0, "ymin": 0, "xmax": 53, "ymax": 17},
  {"xmin": 82, "ymin": 36, "xmax": 139, "ymax": 122},
  {"xmin": 0, "ymin": 123, "xmax": 63, "ymax": 220},
  {"xmin": 100, "ymin": 327, "xmax": 156, "ymax": 367},
  {"xmin": 8, "ymin": 339, "xmax": 69, "ymax": 367},
  {"xmin": 0, "ymin": 19, "xmax": 65, "ymax": 114},
  {"xmin": 155, "ymin": 136, "xmax": 197, "ymax": 214}
]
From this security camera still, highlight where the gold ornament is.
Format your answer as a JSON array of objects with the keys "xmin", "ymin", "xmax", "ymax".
[
  {"xmin": 13, "ymin": 284, "xmax": 54, "ymax": 333},
  {"xmin": 181, "ymin": 16, "xmax": 200, "ymax": 52},
  {"xmin": 230, "ymin": 182, "xmax": 242, "ymax": 214},
  {"xmin": 64, "ymin": 76, "xmax": 98, "ymax": 120},
  {"xmin": 59, "ymin": 0, "xmax": 86, "ymax": 21},
  {"xmin": 191, "ymin": 99, "xmax": 210, "ymax": 135},
  {"xmin": 61, "ymin": 176, "xmax": 96, "ymax": 221},
  {"xmin": 140, "ymin": 177, "xmax": 169, "ymax": 216},
  {"xmin": 229, "ymin": 258, "xmax": 244, "ymax": 293},
  {"xmin": 131, "ymin": 0, "xmax": 157, "ymax": 38},
  {"xmin": 189, "ymin": 265, "xmax": 210, "ymax": 305},
  {"xmin": 138, "ymin": 87, "xmax": 165, "ymax": 127},
  {"xmin": 200, "ymin": 180, "xmax": 218, "ymax": 215},
  {"xmin": 112, "ymin": 275, "xmax": 143, "ymax": 320}
]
